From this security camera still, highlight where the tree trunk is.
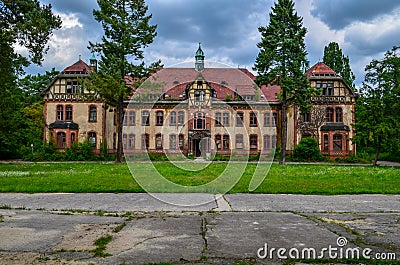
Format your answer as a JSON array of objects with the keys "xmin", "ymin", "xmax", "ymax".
[
  {"xmin": 373, "ymin": 143, "xmax": 381, "ymax": 166},
  {"xmin": 280, "ymin": 92, "xmax": 287, "ymax": 165},
  {"xmin": 115, "ymin": 97, "xmax": 124, "ymax": 163}
]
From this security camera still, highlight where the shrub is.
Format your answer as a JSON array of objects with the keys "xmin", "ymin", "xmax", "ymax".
[{"xmin": 293, "ymin": 137, "xmax": 324, "ymax": 162}]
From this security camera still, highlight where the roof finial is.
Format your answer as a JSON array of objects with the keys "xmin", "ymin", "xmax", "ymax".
[{"xmin": 79, "ymin": 54, "xmax": 81, "ymax": 60}]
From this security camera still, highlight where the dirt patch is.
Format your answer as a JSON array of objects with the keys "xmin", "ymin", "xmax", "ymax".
[
  {"xmin": 53, "ymin": 223, "xmax": 119, "ymax": 252},
  {"xmin": 0, "ymin": 251, "xmax": 91, "ymax": 265}
]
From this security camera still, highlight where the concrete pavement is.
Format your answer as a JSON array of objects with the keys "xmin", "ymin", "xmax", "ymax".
[{"xmin": 0, "ymin": 193, "xmax": 399, "ymax": 264}]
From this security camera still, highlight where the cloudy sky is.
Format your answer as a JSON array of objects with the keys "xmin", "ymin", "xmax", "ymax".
[{"xmin": 26, "ymin": 0, "xmax": 400, "ymax": 87}]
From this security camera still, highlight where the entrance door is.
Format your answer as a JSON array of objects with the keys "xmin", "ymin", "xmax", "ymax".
[
  {"xmin": 193, "ymin": 139, "xmax": 201, "ymax": 157},
  {"xmin": 192, "ymin": 137, "xmax": 210, "ymax": 157}
]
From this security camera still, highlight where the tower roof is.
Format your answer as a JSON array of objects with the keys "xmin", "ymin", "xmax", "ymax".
[
  {"xmin": 306, "ymin": 62, "xmax": 337, "ymax": 77},
  {"xmin": 196, "ymin": 43, "xmax": 204, "ymax": 57},
  {"xmin": 61, "ymin": 59, "xmax": 91, "ymax": 74}
]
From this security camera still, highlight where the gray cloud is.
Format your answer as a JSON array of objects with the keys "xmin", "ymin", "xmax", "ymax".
[{"xmin": 311, "ymin": 0, "xmax": 400, "ymax": 30}]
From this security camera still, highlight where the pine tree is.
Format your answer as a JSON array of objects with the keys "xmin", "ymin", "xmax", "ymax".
[
  {"xmin": 254, "ymin": 0, "xmax": 315, "ymax": 164},
  {"xmin": 355, "ymin": 46, "xmax": 400, "ymax": 166},
  {"xmin": 86, "ymin": 0, "xmax": 160, "ymax": 163},
  {"xmin": 323, "ymin": 42, "xmax": 355, "ymax": 88}
]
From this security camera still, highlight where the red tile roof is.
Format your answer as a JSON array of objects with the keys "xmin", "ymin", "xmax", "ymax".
[
  {"xmin": 306, "ymin": 62, "xmax": 337, "ymax": 77},
  {"xmin": 61, "ymin": 60, "xmax": 91, "ymax": 74}
]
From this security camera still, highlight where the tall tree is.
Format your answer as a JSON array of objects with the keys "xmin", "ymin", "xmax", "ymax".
[
  {"xmin": 0, "ymin": 0, "xmax": 61, "ymax": 158},
  {"xmin": 355, "ymin": 46, "xmax": 400, "ymax": 166},
  {"xmin": 323, "ymin": 42, "xmax": 355, "ymax": 88},
  {"xmin": 86, "ymin": 0, "xmax": 159, "ymax": 163},
  {"xmin": 254, "ymin": 0, "xmax": 315, "ymax": 164}
]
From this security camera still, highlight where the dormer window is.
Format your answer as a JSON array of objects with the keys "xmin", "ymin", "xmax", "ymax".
[
  {"xmin": 318, "ymin": 83, "xmax": 334, "ymax": 96},
  {"xmin": 194, "ymin": 91, "xmax": 205, "ymax": 102}
]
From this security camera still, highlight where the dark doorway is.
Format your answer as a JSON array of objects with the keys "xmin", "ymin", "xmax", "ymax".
[{"xmin": 193, "ymin": 139, "xmax": 201, "ymax": 157}]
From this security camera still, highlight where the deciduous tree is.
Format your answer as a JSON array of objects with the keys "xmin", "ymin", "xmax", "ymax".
[
  {"xmin": 254, "ymin": 0, "xmax": 315, "ymax": 164},
  {"xmin": 355, "ymin": 46, "xmax": 400, "ymax": 166}
]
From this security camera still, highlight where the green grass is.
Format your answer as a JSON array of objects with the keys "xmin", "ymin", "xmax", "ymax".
[{"xmin": 0, "ymin": 162, "xmax": 399, "ymax": 194}]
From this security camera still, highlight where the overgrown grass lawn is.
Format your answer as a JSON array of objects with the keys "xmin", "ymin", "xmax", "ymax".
[{"xmin": 0, "ymin": 162, "xmax": 399, "ymax": 194}]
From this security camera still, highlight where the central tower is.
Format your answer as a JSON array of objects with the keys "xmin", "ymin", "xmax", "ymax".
[{"xmin": 195, "ymin": 43, "xmax": 205, "ymax": 72}]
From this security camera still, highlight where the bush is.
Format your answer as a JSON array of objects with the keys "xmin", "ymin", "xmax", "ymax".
[{"xmin": 293, "ymin": 138, "xmax": 324, "ymax": 162}]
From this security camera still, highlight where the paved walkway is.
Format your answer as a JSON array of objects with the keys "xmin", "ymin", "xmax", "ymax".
[{"xmin": 0, "ymin": 193, "xmax": 399, "ymax": 265}]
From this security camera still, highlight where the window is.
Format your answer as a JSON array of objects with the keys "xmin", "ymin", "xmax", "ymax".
[
  {"xmin": 155, "ymin": 133, "xmax": 163, "ymax": 149},
  {"xmin": 272, "ymin": 135, "xmax": 277, "ymax": 148},
  {"xmin": 123, "ymin": 134, "xmax": 127, "ymax": 149},
  {"xmin": 194, "ymin": 112, "xmax": 205, "ymax": 130},
  {"xmin": 142, "ymin": 134, "xmax": 149, "ymax": 150},
  {"xmin": 123, "ymin": 111, "xmax": 127, "ymax": 126},
  {"xmin": 236, "ymin": 112, "xmax": 244, "ymax": 127},
  {"xmin": 89, "ymin": 106, "xmax": 97, "ymax": 123},
  {"xmin": 235, "ymin": 134, "xmax": 243, "ymax": 149},
  {"xmin": 156, "ymin": 111, "xmax": 164, "ymax": 126},
  {"xmin": 272, "ymin": 112, "xmax": 277, "ymax": 127},
  {"xmin": 170, "ymin": 111, "xmax": 176, "ymax": 126},
  {"xmin": 215, "ymin": 112, "xmax": 222, "ymax": 126},
  {"xmin": 250, "ymin": 112, "xmax": 258, "ymax": 127},
  {"xmin": 264, "ymin": 135, "xmax": 271, "ymax": 150},
  {"xmin": 178, "ymin": 111, "xmax": 185, "ymax": 125},
  {"xmin": 264, "ymin": 113, "xmax": 271, "ymax": 127},
  {"xmin": 71, "ymin": 133, "xmax": 75, "ymax": 144},
  {"xmin": 142, "ymin": 111, "xmax": 150, "ymax": 126},
  {"xmin": 56, "ymin": 105, "xmax": 63, "ymax": 121},
  {"xmin": 56, "ymin": 132, "xmax": 66, "ymax": 148},
  {"xmin": 323, "ymin": 134, "xmax": 329, "ymax": 151},
  {"xmin": 302, "ymin": 112, "xmax": 311, "ymax": 123},
  {"xmin": 326, "ymin": 107, "xmax": 334, "ymax": 123},
  {"xmin": 336, "ymin": 107, "xmax": 343, "ymax": 123},
  {"xmin": 128, "ymin": 111, "xmax": 135, "ymax": 126},
  {"xmin": 195, "ymin": 90, "xmax": 205, "ymax": 102},
  {"xmin": 169, "ymin": 134, "xmax": 177, "ymax": 150},
  {"xmin": 333, "ymin": 134, "xmax": 342, "ymax": 151},
  {"xmin": 88, "ymin": 132, "xmax": 97, "ymax": 149},
  {"xmin": 65, "ymin": 105, "xmax": 73, "ymax": 121},
  {"xmin": 223, "ymin": 135, "xmax": 230, "ymax": 150},
  {"xmin": 66, "ymin": 81, "xmax": 80, "ymax": 94},
  {"xmin": 179, "ymin": 134, "xmax": 184, "ymax": 150},
  {"xmin": 223, "ymin": 112, "xmax": 230, "ymax": 127},
  {"xmin": 128, "ymin": 134, "xmax": 135, "ymax": 150},
  {"xmin": 319, "ymin": 83, "xmax": 334, "ymax": 96},
  {"xmin": 250, "ymin": 135, "xmax": 258, "ymax": 150},
  {"xmin": 215, "ymin": 135, "xmax": 222, "ymax": 150}
]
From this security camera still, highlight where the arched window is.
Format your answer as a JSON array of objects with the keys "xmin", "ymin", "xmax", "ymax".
[
  {"xmin": 88, "ymin": 132, "xmax": 97, "ymax": 149},
  {"xmin": 335, "ymin": 107, "xmax": 343, "ymax": 123},
  {"xmin": 56, "ymin": 105, "xmax": 63, "ymax": 121},
  {"xmin": 169, "ymin": 134, "xmax": 177, "ymax": 150},
  {"xmin": 250, "ymin": 112, "xmax": 258, "ymax": 127},
  {"xmin": 142, "ymin": 111, "xmax": 150, "ymax": 126},
  {"xmin": 155, "ymin": 133, "xmax": 163, "ymax": 149},
  {"xmin": 65, "ymin": 105, "xmax": 73, "ymax": 121},
  {"xmin": 194, "ymin": 112, "xmax": 205, "ymax": 130},
  {"xmin": 235, "ymin": 134, "xmax": 243, "ymax": 149},
  {"xmin": 236, "ymin": 112, "xmax": 244, "ymax": 127},
  {"xmin": 264, "ymin": 135, "xmax": 271, "ymax": 150},
  {"xmin": 333, "ymin": 134, "xmax": 343, "ymax": 151},
  {"xmin": 264, "ymin": 113, "xmax": 271, "ymax": 127},
  {"xmin": 178, "ymin": 111, "xmax": 185, "ymax": 125},
  {"xmin": 170, "ymin": 111, "xmax": 176, "ymax": 126},
  {"xmin": 326, "ymin": 107, "xmax": 334, "ymax": 123},
  {"xmin": 156, "ymin": 111, "xmax": 164, "ymax": 126},
  {"xmin": 223, "ymin": 135, "xmax": 230, "ymax": 150},
  {"xmin": 142, "ymin": 134, "xmax": 149, "ymax": 150},
  {"xmin": 179, "ymin": 134, "xmax": 184, "ymax": 150},
  {"xmin": 89, "ymin": 106, "xmax": 97, "ymax": 122},
  {"xmin": 56, "ymin": 132, "xmax": 66, "ymax": 148},
  {"xmin": 215, "ymin": 135, "xmax": 222, "ymax": 150},
  {"xmin": 215, "ymin": 112, "xmax": 222, "ymax": 126},
  {"xmin": 128, "ymin": 134, "xmax": 135, "ymax": 150},
  {"xmin": 250, "ymin": 135, "xmax": 258, "ymax": 150},
  {"xmin": 223, "ymin": 112, "xmax": 230, "ymax": 127},
  {"xmin": 323, "ymin": 134, "xmax": 329, "ymax": 151},
  {"xmin": 71, "ymin": 133, "xmax": 75, "ymax": 145}
]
